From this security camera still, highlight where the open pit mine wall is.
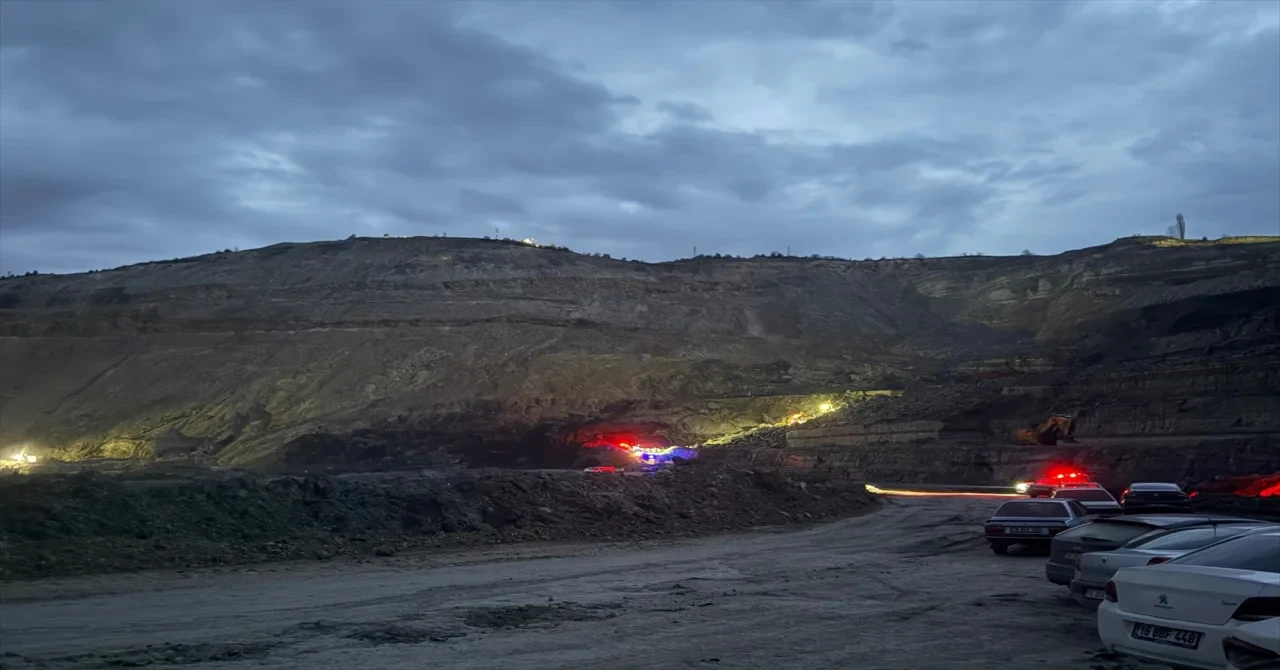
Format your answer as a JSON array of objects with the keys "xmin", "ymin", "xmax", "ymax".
[
  {"xmin": 712, "ymin": 355, "xmax": 1280, "ymax": 488},
  {"xmin": 0, "ymin": 236, "xmax": 1277, "ymax": 468}
]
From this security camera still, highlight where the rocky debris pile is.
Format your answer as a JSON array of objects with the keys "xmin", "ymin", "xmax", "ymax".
[
  {"xmin": 830, "ymin": 381, "xmax": 1008, "ymax": 427},
  {"xmin": 0, "ymin": 465, "xmax": 878, "ymax": 580},
  {"xmin": 1191, "ymin": 471, "xmax": 1280, "ymax": 497},
  {"xmin": 713, "ymin": 426, "xmax": 788, "ymax": 451},
  {"xmin": 1193, "ymin": 494, "xmax": 1280, "ymax": 520}
]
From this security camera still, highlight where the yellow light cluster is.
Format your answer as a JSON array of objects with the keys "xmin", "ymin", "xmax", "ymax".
[
  {"xmin": 4, "ymin": 447, "xmax": 37, "ymax": 464},
  {"xmin": 781, "ymin": 400, "xmax": 838, "ymax": 427}
]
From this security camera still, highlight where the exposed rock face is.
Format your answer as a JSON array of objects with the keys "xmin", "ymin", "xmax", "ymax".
[{"xmin": 1, "ymin": 236, "xmax": 1277, "ymax": 474}]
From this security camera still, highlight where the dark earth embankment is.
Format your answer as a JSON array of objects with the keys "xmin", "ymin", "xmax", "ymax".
[{"xmin": 0, "ymin": 465, "xmax": 878, "ymax": 580}]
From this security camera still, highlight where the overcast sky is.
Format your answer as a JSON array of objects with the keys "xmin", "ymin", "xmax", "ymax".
[{"xmin": 1, "ymin": 0, "xmax": 1277, "ymax": 274}]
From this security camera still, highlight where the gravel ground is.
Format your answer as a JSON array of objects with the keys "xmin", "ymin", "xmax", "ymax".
[{"xmin": 0, "ymin": 496, "xmax": 1166, "ymax": 670}]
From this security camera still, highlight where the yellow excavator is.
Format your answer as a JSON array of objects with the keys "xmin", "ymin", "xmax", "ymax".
[{"xmin": 1015, "ymin": 413, "xmax": 1077, "ymax": 446}]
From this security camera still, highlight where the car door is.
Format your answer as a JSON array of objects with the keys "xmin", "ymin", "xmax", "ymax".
[{"xmin": 1066, "ymin": 500, "xmax": 1091, "ymax": 525}]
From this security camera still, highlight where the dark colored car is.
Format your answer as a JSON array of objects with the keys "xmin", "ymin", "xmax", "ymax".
[
  {"xmin": 1024, "ymin": 473, "xmax": 1098, "ymax": 498},
  {"xmin": 1121, "ymin": 482, "xmax": 1193, "ymax": 513},
  {"xmin": 1052, "ymin": 487, "xmax": 1124, "ymax": 517},
  {"xmin": 983, "ymin": 499, "xmax": 1094, "ymax": 555},
  {"xmin": 1044, "ymin": 514, "xmax": 1255, "ymax": 586}
]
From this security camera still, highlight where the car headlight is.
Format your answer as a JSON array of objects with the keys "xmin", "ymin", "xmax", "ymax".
[{"xmin": 1015, "ymin": 482, "xmax": 1030, "ymax": 493}]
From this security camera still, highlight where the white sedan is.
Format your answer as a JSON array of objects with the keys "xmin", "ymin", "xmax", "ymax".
[
  {"xmin": 1098, "ymin": 526, "xmax": 1280, "ymax": 670},
  {"xmin": 1224, "ymin": 617, "xmax": 1280, "ymax": 670}
]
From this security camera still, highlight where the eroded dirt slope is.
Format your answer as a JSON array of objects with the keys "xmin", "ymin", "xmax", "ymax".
[{"xmin": 0, "ymin": 465, "xmax": 878, "ymax": 580}]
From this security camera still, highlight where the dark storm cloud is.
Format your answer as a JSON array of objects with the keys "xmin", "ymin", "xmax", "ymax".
[
  {"xmin": 657, "ymin": 101, "xmax": 714, "ymax": 123},
  {"xmin": 0, "ymin": 0, "xmax": 1277, "ymax": 274}
]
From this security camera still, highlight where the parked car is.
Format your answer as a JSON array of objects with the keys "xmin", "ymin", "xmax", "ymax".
[
  {"xmin": 1052, "ymin": 487, "xmax": 1124, "ymax": 517},
  {"xmin": 1044, "ymin": 514, "xmax": 1255, "ymax": 587},
  {"xmin": 1071, "ymin": 522, "xmax": 1270, "ymax": 608},
  {"xmin": 983, "ymin": 499, "xmax": 1093, "ymax": 555},
  {"xmin": 1098, "ymin": 526, "xmax": 1280, "ymax": 669},
  {"xmin": 1224, "ymin": 617, "xmax": 1280, "ymax": 670},
  {"xmin": 1122, "ymin": 482, "xmax": 1193, "ymax": 514}
]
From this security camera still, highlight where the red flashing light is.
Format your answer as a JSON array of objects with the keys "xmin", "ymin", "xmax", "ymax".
[{"xmin": 1044, "ymin": 466, "xmax": 1089, "ymax": 482}]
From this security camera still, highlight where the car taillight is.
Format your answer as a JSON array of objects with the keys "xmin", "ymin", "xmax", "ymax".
[
  {"xmin": 1104, "ymin": 581, "xmax": 1118, "ymax": 603},
  {"xmin": 1146, "ymin": 556, "xmax": 1171, "ymax": 565},
  {"xmin": 1223, "ymin": 635, "xmax": 1280, "ymax": 667},
  {"xmin": 984, "ymin": 525, "xmax": 1003, "ymax": 534},
  {"xmin": 1232, "ymin": 597, "xmax": 1280, "ymax": 621}
]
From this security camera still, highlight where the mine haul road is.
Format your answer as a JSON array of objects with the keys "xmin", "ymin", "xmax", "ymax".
[{"xmin": 0, "ymin": 496, "xmax": 1157, "ymax": 670}]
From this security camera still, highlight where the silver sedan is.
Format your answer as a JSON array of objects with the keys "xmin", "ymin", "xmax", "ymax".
[{"xmin": 1070, "ymin": 523, "xmax": 1270, "ymax": 608}]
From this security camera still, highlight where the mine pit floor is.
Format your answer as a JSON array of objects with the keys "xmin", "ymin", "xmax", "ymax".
[{"xmin": 1, "ymin": 497, "xmax": 1166, "ymax": 670}]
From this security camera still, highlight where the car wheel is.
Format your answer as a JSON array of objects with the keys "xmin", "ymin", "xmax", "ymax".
[{"xmin": 989, "ymin": 541, "xmax": 1010, "ymax": 555}]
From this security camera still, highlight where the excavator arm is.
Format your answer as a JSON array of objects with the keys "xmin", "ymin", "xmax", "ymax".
[{"xmin": 1015, "ymin": 413, "xmax": 1076, "ymax": 446}]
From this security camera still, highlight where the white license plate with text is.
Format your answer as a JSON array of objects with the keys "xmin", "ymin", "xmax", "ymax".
[
  {"xmin": 1007, "ymin": 527, "xmax": 1046, "ymax": 534},
  {"xmin": 1131, "ymin": 622, "xmax": 1201, "ymax": 649},
  {"xmin": 1085, "ymin": 589, "xmax": 1104, "ymax": 600}
]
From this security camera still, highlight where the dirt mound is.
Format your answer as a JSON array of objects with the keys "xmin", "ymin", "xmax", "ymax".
[
  {"xmin": 0, "ymin": 465, "xmax": 878, "ymax": 580},
  {"xmin": 1193, "ymin": 494, "xmax": 1280, "ymax": 520}
]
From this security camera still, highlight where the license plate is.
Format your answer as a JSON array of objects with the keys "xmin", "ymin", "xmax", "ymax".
[
  {"xmin": 1063, "ymin": 552, "xmax": 1079, "ymax": 561},
  {"xmin": 1007, "ymin": 527, "xmax": 1045, "ymax": 534},
  {"xmin": 1085, "ymin": 589, "xmax": 1104, "ymax": 600},
  {"xmin": 1131, "ymin": 623, "xmax": 1202, "ymax": 649}
]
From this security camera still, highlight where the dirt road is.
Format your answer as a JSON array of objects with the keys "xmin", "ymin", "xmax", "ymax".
[{"xmin": 0, "ymin": 496, "xmax": 1157, "ymax": 670}]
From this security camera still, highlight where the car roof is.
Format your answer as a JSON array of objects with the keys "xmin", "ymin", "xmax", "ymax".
[
  {"xmin": 993, "ymin": 499, "xmax": 1073, "ymax": 514},
  {"xmin": 1237, "ymin": 524, "xmax": 1280, "ymax": 535},
  {"xmin": 1101, "ymin": 514, "xmax": 1254, "ymax": 528},
  {"xmin": 1000, "ymin": 498, "xmax": 1070, "ymax": 506},
  {"xmin": 1141, "ymin": 522, "xmax": 1271, "ymax": 537},
  {"xmin": 1128, "ymin": 482, "xmax": 1183, "ymax": 491}
]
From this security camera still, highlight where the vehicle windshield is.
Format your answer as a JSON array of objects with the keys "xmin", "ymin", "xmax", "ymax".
[
  {"xmin": 995, "ymin": 501, "xmax": 1070, "ymax": 518},
  {"xmin": 1052, "ymin": 489, "xmax": 1114, "ymax": 502},
  {"xmin": 1125, "ymin": 529, "xmax": 1176, "ymax": 548},
  {"xmin": 1130, "ymin": 525, "xmax": 1258, "ymax": 551},
  {"xmin": 1169, "ymin": 532, "xmax": 1280, "ymax": 572},
  {"xmin": 1129, "ymin": 484, "xmax": 1182, "ymax": 492},
  {"xmin": 1057, "ymin": 521, "xmax": 1154, "ymax": 543}
]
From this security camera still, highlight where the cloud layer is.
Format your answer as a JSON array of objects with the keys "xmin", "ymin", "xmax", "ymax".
[{"xmin": 1, "ymin": 0, "xmax": 1277, "ymax": 273}]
